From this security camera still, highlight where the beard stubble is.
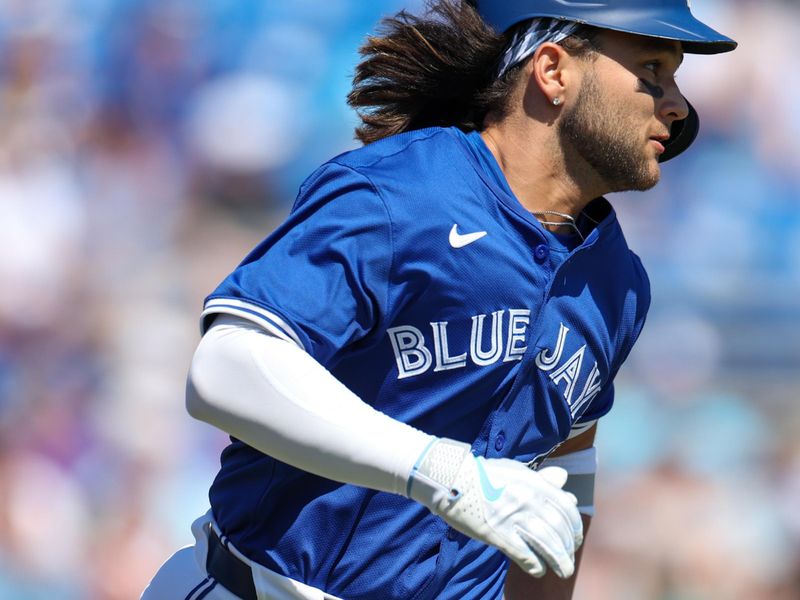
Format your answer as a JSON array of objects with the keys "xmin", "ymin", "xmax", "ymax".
[{"xmin": 558, "ymin": 70, "xmax": 660, "ymax": 193}]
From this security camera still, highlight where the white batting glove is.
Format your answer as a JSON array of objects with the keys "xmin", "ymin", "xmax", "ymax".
[{"xmin": 407, "ymin": 439, "xmax": 583, "ymax": 578}]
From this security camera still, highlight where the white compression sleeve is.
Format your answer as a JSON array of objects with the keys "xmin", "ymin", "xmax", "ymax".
[{"xmin": 186, "ymin": 315, "xmax": 434, "ymax": 496}]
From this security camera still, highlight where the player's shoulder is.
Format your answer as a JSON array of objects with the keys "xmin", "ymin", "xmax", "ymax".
[
  {"xmin": 589, "ymin": 200, "xmax": 649, "ymax": 278},
  {"xmin": 293, "ymin": 126, "xmax": 472, "ymax": 215},
  {"xmin": 609, "ymin": 225, "xmax": 652, "ymax": 324},
  {"xmin": 320, "ymin": 126, "xmax": 473, "ymax": 199},
  {"xmin": 330, "ymin": 126, "xmax": 460, "ymax": 173},
  {"xmin": 612, "ymin": 224, "xmax": 650, "ymax": 294},
  {"xmin": 582, "ymin": 199, "xmax": 652, "ymax": 315}
]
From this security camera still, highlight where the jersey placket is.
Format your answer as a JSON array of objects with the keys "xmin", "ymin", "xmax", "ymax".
[{"xmin": 482, "ymin": 230, "xmax": 600, "ymax": 463}]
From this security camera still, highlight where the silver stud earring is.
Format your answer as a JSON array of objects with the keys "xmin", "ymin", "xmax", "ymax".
[{"xmin": 552, "ymin": 98, "xmax": 562, "ymax": 106}]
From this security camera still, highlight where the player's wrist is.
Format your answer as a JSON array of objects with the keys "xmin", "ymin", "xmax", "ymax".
[{"xmin": 405, "ymin": 437, "xmax": 472, "ymax": 507}]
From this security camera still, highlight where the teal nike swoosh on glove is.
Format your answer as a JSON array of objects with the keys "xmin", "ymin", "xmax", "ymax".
[{"xmin": 476, "ymin": 456, "xmax": 505, "ymax": 501}]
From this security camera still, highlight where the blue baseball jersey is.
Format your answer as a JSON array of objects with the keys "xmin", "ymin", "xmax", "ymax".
[{"xmin": 201, "ymin": 126, "xmax": 650, "ymax": 599}]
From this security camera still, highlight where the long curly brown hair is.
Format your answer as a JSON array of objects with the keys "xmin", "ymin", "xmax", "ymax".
[{"xmin": 347, "ymin": 1, "xmax": 519, "ymax": 145}]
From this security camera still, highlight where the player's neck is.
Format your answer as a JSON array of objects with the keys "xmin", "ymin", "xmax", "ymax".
[{"xmin": 480, "ymin": 119, "xmax": 608, "ymax": 223}]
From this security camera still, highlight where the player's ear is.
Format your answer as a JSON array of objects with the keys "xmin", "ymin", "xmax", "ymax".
[{"xmin": 529, "ymin": 42, "xmax": 570, "ymax": 107}]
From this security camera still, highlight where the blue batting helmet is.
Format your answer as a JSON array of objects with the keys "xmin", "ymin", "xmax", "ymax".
[{"xmin": 475, "ymin": 0, "xmax": 737, "ymax": 161}]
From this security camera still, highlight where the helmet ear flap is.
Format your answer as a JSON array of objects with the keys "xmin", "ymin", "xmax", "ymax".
[{"xmin": 659, "ymin": 99, "xmax": 699, "ymax": 163}]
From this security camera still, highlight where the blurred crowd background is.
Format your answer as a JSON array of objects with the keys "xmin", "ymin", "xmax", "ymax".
[{"xmin": 0, "ymin": 0, "xmax": 797, "ymax": 598}]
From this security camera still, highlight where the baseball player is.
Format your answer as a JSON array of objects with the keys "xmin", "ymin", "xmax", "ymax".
[{"xmin": 142, "ymin": 1, "xmax": 736, "ymax": 599}]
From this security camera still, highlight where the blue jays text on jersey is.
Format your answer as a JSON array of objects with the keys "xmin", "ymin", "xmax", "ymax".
[
  {"xmin": 201, "ymin": 126, "xmax": 650, "ymax": 600},
  {"xmin": 388, "ymin": 313, "xmax": 605, "ymax": 423}
]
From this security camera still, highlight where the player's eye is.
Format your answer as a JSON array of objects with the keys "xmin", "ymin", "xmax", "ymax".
[{"xmin": 643, "ymin": 61, "xmax": 661, "ymax": 76}]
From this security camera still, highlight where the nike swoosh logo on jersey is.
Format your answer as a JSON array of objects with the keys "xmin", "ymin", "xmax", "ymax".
[
  {"xmin": 475, "ymin": 456, "xmax": 505, "ymax": 502},
  {"xmin": 449, "ymin": 224, "xmax": 488, "ymax": 249}
]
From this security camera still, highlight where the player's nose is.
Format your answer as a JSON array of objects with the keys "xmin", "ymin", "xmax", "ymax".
[{"xmin": 659, "ymin": 84, "xmax": 690, "ymax": 125}]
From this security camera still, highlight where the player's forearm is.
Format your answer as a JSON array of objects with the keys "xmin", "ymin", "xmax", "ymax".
[
  {"xmin": 504, "ymin": 515, "xmax": 591, "ymax": 600},
  {"xmin": 503, "ymin": 436, "xmax": 597, "ymax": 596},
  {"xmin": 186, "ymin": 315, "xmax": 433, "ymax": 496}
]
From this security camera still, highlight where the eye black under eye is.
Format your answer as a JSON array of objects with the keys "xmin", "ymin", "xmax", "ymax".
[{"xmin": 637, "ymin": 77, "xmax": 665, "ymax": 99}]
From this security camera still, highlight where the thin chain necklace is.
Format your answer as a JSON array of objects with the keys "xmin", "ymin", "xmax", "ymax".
[{"xmin": 531, "ymin": 210, "xmax": 586, "ymax": 242}]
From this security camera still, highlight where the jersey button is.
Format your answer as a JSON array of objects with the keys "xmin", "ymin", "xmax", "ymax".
[
  {"xmin": 534, "ymin": 244, "xmax": 550, "ymax": 263},
  {"xmin": 494, "ymin": 432, "xmax": 506, "ymax": 452}
]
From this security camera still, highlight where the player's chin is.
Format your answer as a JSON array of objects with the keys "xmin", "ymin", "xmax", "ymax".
[
  {"xmin": 644, "ymin": 160, "xmax": 662, "ymax": 186},
  {"xmin": 647, "ymin": 152, "xmax": 662, "ymax": 173},
  {"xmin": 628, "ymin": 159, "xmax": 661, "ymax": 192},
  {"xmin": 642, "ymin": 149, "xmax": 663, "ymax": 185}
]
